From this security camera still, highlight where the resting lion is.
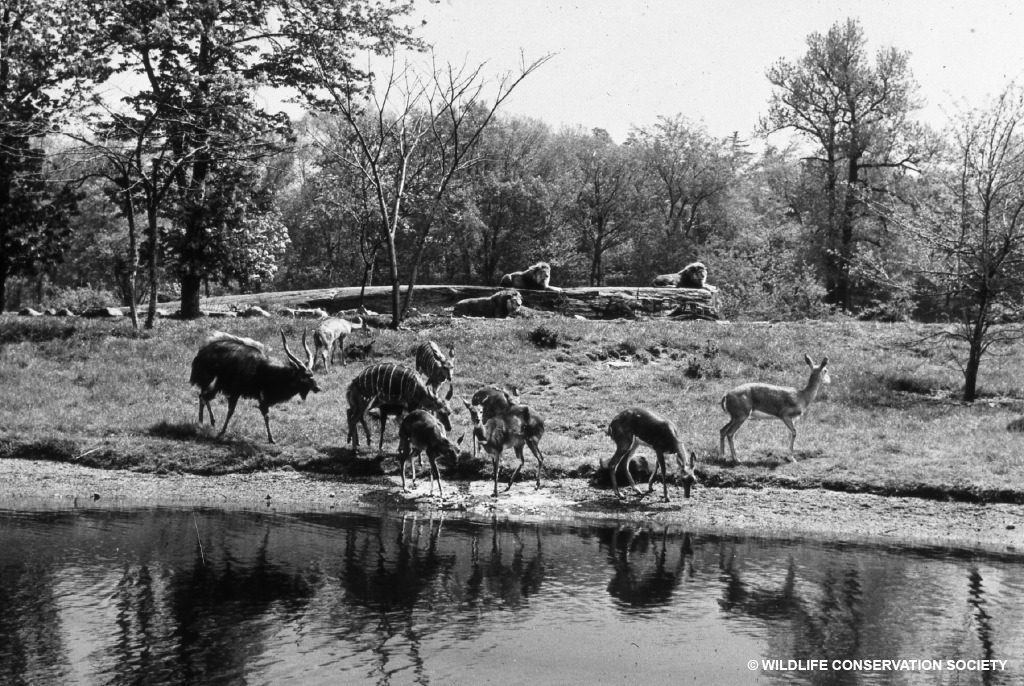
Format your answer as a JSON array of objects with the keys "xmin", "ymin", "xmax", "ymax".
[
  {"xmin": 652, "ymin": 261, "xmax": 714, "ymax": 290},
  {"xmin": 500, "ymin": 261, "xmax": 560, "ymax": 290},
  {"xmin": 453, "ymin": 289, "xmax": 524, "ymax": 318}
]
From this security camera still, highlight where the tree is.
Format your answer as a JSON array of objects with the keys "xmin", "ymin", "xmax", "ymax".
[
  {"xmin": 883, "ymin": 85, "xmax": 1024, "ymax": 401},
  {"xmin": 563, "ymin": 128, "xmax": 641, "ymax": 286},
  {"xmin": 451, "ymin": 115, "xmax": 564, "ymax": 284},
  {"xmin": 762, "ymin": 18, "xmax": 923, "ymax": 310},
  {"xmin": 0, "ymin": 0, "xmax": 103, "ymax": 309},
  {"xmin": 89, "ymin": 0, "xmax": 417, "ymax": 319},
  {"xmin": 628, "ymin": 116, "xmax": 744, "ymax": 275},
  {"xmin": 307, "ymin": 55, "xmax": 549, "ymax": 327}
]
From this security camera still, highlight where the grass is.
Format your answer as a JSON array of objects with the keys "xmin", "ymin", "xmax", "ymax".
[{"xmin": 2, "ymin": 312, "xmax": 1024, "ymax": 503}]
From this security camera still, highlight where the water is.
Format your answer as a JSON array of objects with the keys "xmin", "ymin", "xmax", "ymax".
[{"xmin": 0, "ymin": 507, "xmax": 1021, "ymax": 685}]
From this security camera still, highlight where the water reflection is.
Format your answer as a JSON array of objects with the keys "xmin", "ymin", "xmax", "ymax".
[{"xmin": 0, "ymin": 508, "xmax": 1021, "ymax": 685}]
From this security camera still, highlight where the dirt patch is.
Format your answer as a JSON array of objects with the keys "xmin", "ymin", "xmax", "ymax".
[{"xmin": 1, "ymin": 459, "xmax": 1021, "ymax": 555}]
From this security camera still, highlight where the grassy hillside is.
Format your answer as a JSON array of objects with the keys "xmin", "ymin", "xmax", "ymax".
[{"xmin": 2, "ymin": 313, "xmax": 1023, "ymax": 503}]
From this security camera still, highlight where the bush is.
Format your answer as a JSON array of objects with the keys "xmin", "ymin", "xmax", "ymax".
[{"xmin": 528, "ymin": 325, "xmax": 561, "ymax": 349}]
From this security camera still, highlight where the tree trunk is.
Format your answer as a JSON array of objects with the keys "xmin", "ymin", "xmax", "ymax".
[
  {"xmin": 385, "ymin": 229, "xmax": 401, "ymax": 329},
  {"xmin": 0, "ymin": 257, "xmax": 7, "ymax": 312},
  {"xmin": 180, "ymin": 273, "xmax": 202, "ymax": 319},
  {"xmin": 963, "ymin": 339, "xmax": 982, "ymax": 402},
  {"xmin": 122, "ymin": 183, "xmax": 140, "ymax": 331}
]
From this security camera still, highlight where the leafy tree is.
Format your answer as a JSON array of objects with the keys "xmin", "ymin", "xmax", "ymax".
[
  {"xmin": 762, "ymin": 18, "xmax": 924, "ymax": 310},
  {"xmin": 451, "ymin": 115, "xmax": 566, "ymax": 284},
  {"xmin": 0, "ymin": 0, "xmax": 103, "ymax": 309},
  {"xmin": 628, "ymin": 116, "xmax": 743, "ymax": 274},
  {"xmin": 88, "ymin": 0, "xmax": 417, "ymax": 319},
  {"xmin": 562, "ymin": 128, "xmax": 643, "ymax": 286}
]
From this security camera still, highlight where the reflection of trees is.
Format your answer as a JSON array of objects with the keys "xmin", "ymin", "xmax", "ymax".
[
  {"xmin": 0, "ymin": 564, "xmax": 69, "ymax": 684},
  {"xmin": 717, "ymin": 543, "xmax": 864, "ymax": 668},
  {"xmin": 600, "ymin": 527, "xmax": 692, "ymax": 611},
  {"xmin": 104, "ymin": 525, "xmax": 320, "ymax": 685}
]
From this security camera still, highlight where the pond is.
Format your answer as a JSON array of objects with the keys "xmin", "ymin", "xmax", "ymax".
[{"xmin": 0, "ymin": 506, "xmax": 1020, "ymax": 685}]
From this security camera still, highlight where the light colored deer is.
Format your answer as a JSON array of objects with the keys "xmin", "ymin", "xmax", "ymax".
[
  {"xmin": 312, "ymin": 316, "xmax": 365, "ymax": 370},
  {"xmin": 463, "ymin": 399, "xmax": 547, "ymax": 497},
  {"xmin": 719, "ymin": 354, "xmax": 830, "ymax": 462},
  {"xmin": 605, "ymin": 408, "xmax": 698, "ymax": 502},
  {"xmin": 397, "ymin": 410, "xmax": 462, "ymax": 497}
]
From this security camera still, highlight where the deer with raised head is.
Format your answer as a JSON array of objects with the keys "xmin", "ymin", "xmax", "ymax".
[
  {"xmin": 605, "ymin": 408, "xmax": 698, "ymax": 502},
  {"xmin": 414, "ymin": 340, "xmax": 455, "ymax": 400},
  {"xmin": 346, "ymin": 363, "xmax": 452, "ymax": 450},
  {"xmin": 464, "ymin": 399, "xmax": 547, "ymax": 497},
  {"xmin": 312, "ymin": 316, "xmax": 366, "ymax": 370},
  {"xmin": 189, "ymin": 329, "xmax": 320, "ymax": 443},
  {"xmin": 397, "ymin": 410, "xmax": 463, "ymax": 497},
  {"xmin": 719, "ymin": 354, "xmax": 830, "ymax": 462}
]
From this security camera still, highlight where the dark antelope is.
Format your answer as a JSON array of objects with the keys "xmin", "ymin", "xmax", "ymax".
[
  {"xmin": 397, "ymin": 410, "xmax": 462, "ymax": 497},
  {"xmin": 605, "ymin": 407, "xmax": 698, "ymax": 502},
  {"xmin": 346, "ymin": 363, "xmax": 452, "ymax": 450},
  {"xmin": 189, "ymin": 330, "xmax": 319, "ymax": 443},
  {"xmin": 719, "ymin": 354, "xmax": 830, "ymax": 462},
  {"xmin": 414, "ymin": 340, "xmax": 455, "ymax": 400}
]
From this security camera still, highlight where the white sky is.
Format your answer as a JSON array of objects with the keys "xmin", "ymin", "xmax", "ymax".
[{"xmin": 400, "ymin": 0, "xmax": 1024, "ymax": 142}]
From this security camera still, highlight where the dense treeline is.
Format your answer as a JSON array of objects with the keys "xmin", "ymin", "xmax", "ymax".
[{"xmin": 4, "ymin": 3, "xmax": 1024, "ymax": 399}]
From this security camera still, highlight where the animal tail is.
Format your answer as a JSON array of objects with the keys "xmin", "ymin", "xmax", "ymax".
[{"xmin": 719, "ymin": 395, "xmax": 727, "ymax": 412}]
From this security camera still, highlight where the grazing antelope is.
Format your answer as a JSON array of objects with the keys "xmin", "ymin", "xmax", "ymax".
[
  {"xmin": 346, "ymin": 363, "xmax": 452, "ymax": 450},
  {"xmin": 189, "ymin": 330, "xmax": 320, "ymax": 443},
  {"xmin": 464, "ymin": 399, "xmax": 547, "ymax": 497},
  {"xmin": 312, "ymin": 316, "xmax": 365, "ymax": 370},
  {"xmin": 397, "ymin": 410, "xmax": 462, "ymax": 497},
  {"xmin": 605, "ymin": 408, "xmax": 698, "ymax": 502},
  {"xmin": 414, "ymin": 341, "xmax": 455, "ymax": 400},
  {"xmin": 719, "ymin": 354, "xmax": 830, "ymax": 462}
]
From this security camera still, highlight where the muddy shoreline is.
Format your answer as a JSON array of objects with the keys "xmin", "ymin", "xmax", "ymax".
[{"xmin": 1, "ymin": 459, "xmax": 1022, "ymax": 555}]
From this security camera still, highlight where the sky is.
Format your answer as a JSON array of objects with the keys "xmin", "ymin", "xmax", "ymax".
[{"xmin": 389, "ymin": 0, "xmax": 1024, "ymax": 142}]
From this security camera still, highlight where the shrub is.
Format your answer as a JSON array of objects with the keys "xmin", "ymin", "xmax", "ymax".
[{"xmin": 528, "ymin": 325, "xmax": 561, "ymax": 349}]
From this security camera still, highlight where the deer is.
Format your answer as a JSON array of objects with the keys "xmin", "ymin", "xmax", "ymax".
[
  {"xmin": 463, "ymin": 399, "xmax": 547, "ymax": 497},
  {"xmin": 312, "ymin": 316, "xmax": 366, "ymax": 370},
  {"xmin": 346, "ymin": 363, "xmax": 452, "ymax": 451},
  {"xmin": 719, "ymin": 354, "xmax": 830, "ymax": 462},
  {"xmin": 414, "ymin": 340, "xmax": 456, "ymax": 400},
  {"xmin": 397, "ymin": 410, "xmax": 463, "ymax": 497},
  {"xmin": 605, "ymin": 408, "xmax": 698, "ymax": 502},
  {"xmin": 189, "ymin": 329, "xmax": 320, "ymax": 443},
  {"xmin": 467, "ymin": 385, "xmax": 520, "ymax": 457}
]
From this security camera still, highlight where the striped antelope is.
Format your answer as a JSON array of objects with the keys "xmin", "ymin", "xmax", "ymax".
[
  {"xmin": 189, "ymin": 329, "xmax": 320, "ymax": 443},
  {"xmin": 605, "ymin": 408, "xmax": 698, "ymax": 502},
  {"xmin": 463, "ymin": 399, "xmax": 547, "ymax": 497},
  {"xmin": 397, "ymin": 410, "xmax": 463, "ymax": 497},
  {"xmin": 719, "ymin": 354, "xmax": 830, "ymax": 462},
  {"xmin": 312, "ymin": 316, "xmax": 365, "ymax": 370},
  {"xmin": 414, "ymin": 340, "xmax": 455, "ymax": 400},
  {"xmin": 346, "ymin": 363, "xmax": 452, "ymax": 450}
]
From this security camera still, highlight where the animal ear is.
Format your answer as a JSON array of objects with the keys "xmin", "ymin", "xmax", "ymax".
[
  {"xmin": 456, "ymin": 434, "xmax": 465, "ymax": 446},
  {"xmin": 445, "ymin": 384, "xmax": 454, "ymax": 401},
  {"xmin": 820, "ymin": 356, "xmax": 829, "ymax": 368},
  {"xmin": 448, "ymin": 345, "xmax": 455, "ymax": 359},
  {"xmin": 804, "ymin": 354, "xmax": 814, "ymax": 368}
]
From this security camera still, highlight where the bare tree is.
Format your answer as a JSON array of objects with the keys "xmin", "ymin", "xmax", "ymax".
[
  {"xmin": 878, "ymin": 84, "xmax": 1024, "ymax": 400},
  {"xmin": 308, "ymin": 53, "xmax": 550, "ymax": 328}
]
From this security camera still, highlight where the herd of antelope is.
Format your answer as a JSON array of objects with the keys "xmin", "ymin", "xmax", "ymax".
[{"xmin": 189, "ymin": 316, "xmax": 830, "ymax": 503}]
